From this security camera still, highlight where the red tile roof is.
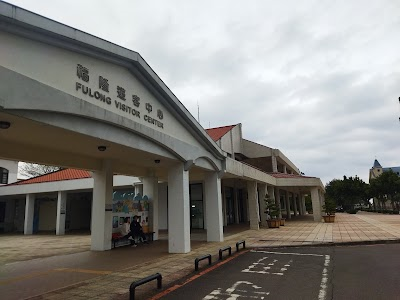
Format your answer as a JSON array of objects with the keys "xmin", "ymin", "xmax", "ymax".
[
  {"xmin": 8, "ymin": 169, "xmax": 91, "ymax": 185},
  {"xmin": 267, "ymin": 172, "xmax": 315, "ymax": 179},
  {"xmin": 205, "ymin": 125, "xmax": 236, "ymax": 141}
]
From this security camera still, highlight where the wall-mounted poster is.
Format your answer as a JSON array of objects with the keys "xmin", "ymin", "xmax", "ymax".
[
  {"xmin": 112, "ymin": 190, "xmax": 150, "ymax": 231},
  {"xmin": 112, "ymin": 216, "xmax": 118, "ymax": 228}
]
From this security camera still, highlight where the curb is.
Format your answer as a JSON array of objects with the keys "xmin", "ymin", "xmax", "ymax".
[{"xmin": 253, "ymin": 238, "xmax": 400, "ymax": 249}]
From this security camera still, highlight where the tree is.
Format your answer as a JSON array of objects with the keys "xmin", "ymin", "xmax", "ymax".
[
  {"xmin": 19, "ymin": 162, "xmax": 62, "ymax": 178},
  {"xmin": 325, "ymin": 175, "xmax": 368, "ymax": 210},
  {"xmin": 369, "ymin": 170, "xmax": 400, "ymax": 212},
  {"xmin": 264, "ymin": 194, "xmax": 280, "ymax": 219}
]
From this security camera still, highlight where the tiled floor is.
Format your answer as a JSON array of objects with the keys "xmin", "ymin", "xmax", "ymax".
[{"xmin": 1, "ymin": 211, "xmax": 399, "ymax": 299}]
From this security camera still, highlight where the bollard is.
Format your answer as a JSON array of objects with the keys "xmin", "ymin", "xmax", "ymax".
[
  {"xmin": 219, "ymin": 246, "xmax": 232, "ymax": 260},
  {"xmin": 129, "ymin": 273, "xmax": 162, "ymax": 300},
  {"xmin": 195, "ymin": 254, "xmax": 212, "ymax": 271},
  {"xmin": 236, "ymin": 240, "xmax": 246, "ymax": 252}
]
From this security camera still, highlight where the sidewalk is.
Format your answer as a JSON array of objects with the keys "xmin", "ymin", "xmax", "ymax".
[{"xmin": 1, "ymin": 212, "xmax": 400, "ymax": 299}]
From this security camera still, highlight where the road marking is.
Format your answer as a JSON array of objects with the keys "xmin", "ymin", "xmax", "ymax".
[
  {"xmin": 251, "ymin": 250, "xmax": 324, "ymax": 257},
  {"xmin": 242, "ymin": 257, "xmax": 292, "ymax": 276},
  {"xmin": 318, "ymin": 255, "xmax": 330, "ymax": 300},
  {"xmin": 203, "ymin": 281, "xmax": 270, "ymax": 299},
  {"xmin": 150, "ymin": 250, "xmax": 248, "ymax": 299},
  {"xmin": 252, "ymin": 249, "xmax": 331, "ymax": 300}
]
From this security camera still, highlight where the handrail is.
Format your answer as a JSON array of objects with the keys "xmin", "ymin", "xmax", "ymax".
[
  {"xmin": 219, "ymin": 246, "xmax": 232, "ymax": 260},
  {"xmin": 236, "ymin": 240, "xmax": 246, "ymax": 252},
  {"xmin": 129, "ymin": 273, "xmax": 162, "ymax": 300},
  {"xmin": 195, "ymin": 254, "xmax": 212, "ymax": 271}
]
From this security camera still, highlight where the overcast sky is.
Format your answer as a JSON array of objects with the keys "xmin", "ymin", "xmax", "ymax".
[{"xmin": 6, "ymin": 0, "xmax": 400, "ymax": 184}]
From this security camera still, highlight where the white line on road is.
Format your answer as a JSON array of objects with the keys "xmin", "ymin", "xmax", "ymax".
[
  {"xmin": 318, "ymin": 254, "xmax": 331, "ymax": 300},
  {"xmin": 251, "ymin": 250, "xmax": 331, "ymax": 300},
  {"xmin": 251, "ymin": 250, "xmax": 325, "ymax": 257}
]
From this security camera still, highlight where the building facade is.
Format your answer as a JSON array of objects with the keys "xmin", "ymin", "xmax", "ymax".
[
  {"xmin": 0, "ymin": 2, "xmax": 325, "ymax": 253},
  {"xmin": 369, "ymin": 159, "xmax": 400, "ymax": 209}
]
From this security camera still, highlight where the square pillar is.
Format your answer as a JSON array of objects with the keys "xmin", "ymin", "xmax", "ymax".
[
  {"xmin": 285, "ymin": 190, "xmax": 291, "ymax": 219},
  {"xmin": 293, "ymin": 193, "xmax": 298, "ymax": 216},
  {"xmin": 233, "ymin": 185, "xmax": 239, "ymax": 224},
  {"xmin": 298, "ymin": 193, "xmax": 303, "ymax": 215},
  {"xmin": 91, "ymin": 160, "xmax": 113, "ymax": 251},
  {"xmin": 311, "ymin": 187, "xmax": 322, "ymax": 221},
  {"xmin": 143, "ymin": 175, "xmax": 159, "ymax": 240},
  {"xmin": 134, "ymin": 183, "xmax": 143, "ymax": 196},
  {"xmin": 247, "ymin": 181, "xmax": 259, "ymax": 230},
  {"xmin": 258, "ymin": 183, "xmax": 268, "ymax": 227},
  {"xmin": 271, "ymin": 156, "xmax": 278, "ymax": 172},
  {"xmin": 222, "ymin": 186, "xmax": 227, "ymax": 226},
  {"xmin": 24, "ymin": 194, "xmax": 35, "ymax": 235},
  {"xmin": 56, "ymin": 191, "xmax": 67, "ymax": 235},
  {"xmin": 275, "ymin": 187, "xmax": 282, "ymax": 213},
  {"xmin": 168, "ymin": 163, "xmax": 190, "ymax": 253},
  {"xmin": 205, "ymin": 172, "xmax": 223, "ymax": 242}
]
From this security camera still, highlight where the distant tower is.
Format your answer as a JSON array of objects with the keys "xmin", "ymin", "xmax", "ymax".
[{"xmin": 369, "ymin": 159, "xmax": 383, "ymax": 182}]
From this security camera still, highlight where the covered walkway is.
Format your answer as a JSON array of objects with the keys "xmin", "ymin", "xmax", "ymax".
[{"xmin": 1, "ymin": 212, "xmax": 400, "ymax": 299}]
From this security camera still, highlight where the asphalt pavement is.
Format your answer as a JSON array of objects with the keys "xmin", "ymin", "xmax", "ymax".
[{"xmin": 153, "ymin": 244, "xmax": 400, "ymax": 300}]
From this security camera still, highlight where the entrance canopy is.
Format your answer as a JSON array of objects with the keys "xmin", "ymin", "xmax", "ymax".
[{"xmin": 0, "ymin": 2, "xmax": 224, "ymax": 179}]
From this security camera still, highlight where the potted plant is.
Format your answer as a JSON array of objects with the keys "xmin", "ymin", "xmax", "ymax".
[
  {"xmin": 264, "ymin": 194, "xmax": 280, "ymax": 228},
  {"xmin": 322, "ymin": 198, "xmax": 336, "ymax": 223}
]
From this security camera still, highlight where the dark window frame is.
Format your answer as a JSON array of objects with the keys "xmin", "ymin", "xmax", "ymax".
[{"xmin": 0, "ymin": 167, "xmax": 9, "ymax": 184}]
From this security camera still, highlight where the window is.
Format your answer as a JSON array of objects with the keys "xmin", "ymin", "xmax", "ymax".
[{"xmin": 0, "ymin": 168, "xmax": 9, "ymax": 184}]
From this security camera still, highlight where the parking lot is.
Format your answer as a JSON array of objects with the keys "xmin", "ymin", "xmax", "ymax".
[{"xmin": 155, "ymin": 244, "xmax": 400, "ymax": 300}]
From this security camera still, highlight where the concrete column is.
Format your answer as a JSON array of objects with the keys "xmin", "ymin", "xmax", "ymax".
[
  {"xmin": 275, "ymin": 187, "xmax": 281, "ymax": 214},
  {"xmin": 56, "ymin": 191, "xmax": 67, "ymax": 235},
  {"xmin": 283, "ymin": 165, "xmax": 287, "ymax": 174},
  {"xmin": 269, "ymin": 186, "xmax": 280, "ymax": 218},
  {"xmin": 245, "ymin": 193, "xmax": 250, "ymax": 222},
  {"xmin": 205, "ymin": 172, "xmax": 223, "ymax": 242},
  {"xmin": 233, "ymin": 185, "xmax": 239, "ymax": 224},
  {"xmin": 293, "ymin": 193, "xmax": 298, "ymax": 217},
  {"xmin": 168, "ymin": 163, "xmax": 190, "ymax": 253},
  {"xmin": 142, "ymin": 175, "xmax": 159, "ymax": 240},
  {"xmin": 311, "ymin": 187, "xmax": 322, "ymax": 222},
  {"xmin": 247, "ymin": 181, "xmax": 259, "ymax": 230},
  {"xmin": 285, "ymin": 190, "xmax": 291, "ymax": 219},
  {"xmin": 298, "ymin": 194, "xmax": 303, "ymax": 215},
  {"xmin": 222, "ymin": 186, "xmax": 228, "ymax": 226},
  {"xmin": 134, "ymin": 183, "xmax": 143, "ymax": 196},
  {"xmin": 91, "ymin": 160, "xmax": 113, "ymax": 251},
  {"xmin": 24, "ymin": 194, "xmax": 35, "ymax": 235},
  {"xmin": 302, "ymin": 194, "xmax": 307, "ymax": 214},
  {"xmin": 271, "ymin": 156, "xmax": 278, "ymax": 172},
  {"xmin": 258, "ymin": 183, "xmax": 268, "ymax": 227}
]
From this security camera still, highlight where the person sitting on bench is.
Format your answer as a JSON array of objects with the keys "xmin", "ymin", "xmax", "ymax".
[
  {"xmin": 120, "ymin": 217, "xmax": 131, "ymax": 238},
  {"xmin": 130, "ymin": 215, "xmax": 149, "ymax": 244}
]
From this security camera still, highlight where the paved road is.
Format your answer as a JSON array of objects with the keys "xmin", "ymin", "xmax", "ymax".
[{"xmin": 156, "ymin": 243, "xmax": 400, "ymax": 300}]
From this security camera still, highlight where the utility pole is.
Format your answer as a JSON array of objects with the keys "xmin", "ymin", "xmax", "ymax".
[{"xmin": 197, "ymin": 101, "xmax": 200, "ymax": 123}]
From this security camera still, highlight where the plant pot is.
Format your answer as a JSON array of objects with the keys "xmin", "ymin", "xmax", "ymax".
[
  {"xmin": 323, "ymin": 215, "xmax": 335, "ymax": 223},
  {"xmin": 267, "ymin": 219, "xmax": 280, "ymax": 228},
  {"xmin": 280, "ymin": 218, "xmax": 285, "ymax": 226}
]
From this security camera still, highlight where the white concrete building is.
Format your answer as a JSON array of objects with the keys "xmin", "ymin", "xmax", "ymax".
[{"xmin": 0, "ymin": 2, "xmax": 325, "ymax": 253}]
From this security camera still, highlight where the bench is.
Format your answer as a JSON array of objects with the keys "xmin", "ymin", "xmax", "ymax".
[
  {"xmin": 144, "ymin": 231, "xmax": 155, "ymax": 242},
  {"xmin": 112, "ymin": 233, "xmax": 133, "ymax": 248},
  {"xmin": 112, "ymin": 232, "xmax": 155, "ymax": 248}
]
